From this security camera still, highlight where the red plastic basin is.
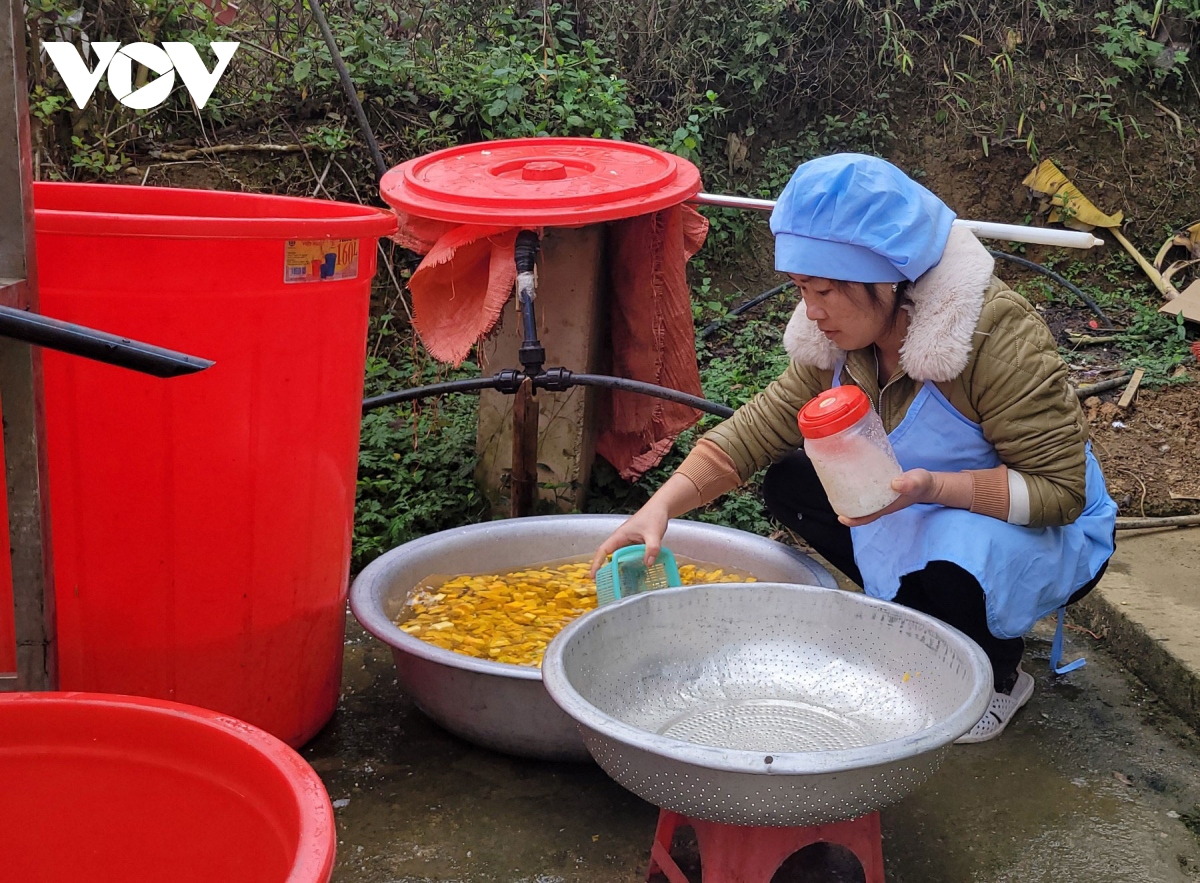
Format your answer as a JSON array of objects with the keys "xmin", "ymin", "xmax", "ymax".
[{"xmin": 0, "ymin": 692, "xmax": 335, "ymax": 882}]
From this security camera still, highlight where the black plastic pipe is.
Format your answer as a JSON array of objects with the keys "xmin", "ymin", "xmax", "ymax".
[
  {"xmin": 362, "ymin": 370, "xmax": 735, "ymax": 418},
  {"xmin": 361, "ymin": 376, "xmax": 502, "ymax": 411},
  {"xmin": 0, "ymin": 305, "xmax": 213, "ymax": 378},
  {"xmin": 987, "ymin": 250, "xmax": 1114, "ymax": 329},
  {"xmin": 513, "ymin": 231, "xmax": 545, "ymax": 375},
  {"xmin": 556, "ymin": 373, "xmax": 734, "ymax": 418},
  {"xmin": 698, "ymin": 281, "xmax": 794, "ymax": 340},
  {"xmin": 306, "ymin": 0, "xmax": 389, "ymax": 183}
]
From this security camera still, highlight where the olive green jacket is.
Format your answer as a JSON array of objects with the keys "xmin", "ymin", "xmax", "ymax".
[{"xmin": 702, "ymin": 227, "xmax": 1089, "ymax": 527}]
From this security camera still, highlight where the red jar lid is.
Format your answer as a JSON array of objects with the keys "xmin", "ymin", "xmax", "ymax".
[
  {"xmin": 380, "ymin": 137, "xmax": 702, "ymax": 226},
  {"xmin": 797, "ymin": 387, "xmax": 871, "ymax": 439}
]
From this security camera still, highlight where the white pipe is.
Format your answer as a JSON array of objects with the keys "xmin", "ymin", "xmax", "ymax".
[
  {"xmin": 689, "ymin": 192, "xmax": 1106, "ymax": 250},
  {"xmin": 951, "ymin": 220, "xmax": 1104, "ymax": 249}
]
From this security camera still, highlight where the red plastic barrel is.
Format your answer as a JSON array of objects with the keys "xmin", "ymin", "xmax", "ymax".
[
  {"xmin": 34, "ymin": 183, "xmax": 397, "ymax": 746},
  {"xmin": 0, "ymin": 692, "xmax": 335, "ymax": 882}
]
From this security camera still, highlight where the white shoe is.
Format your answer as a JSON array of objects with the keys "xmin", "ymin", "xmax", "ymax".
[{"xmin": 955, "ymin": 667, "xmax": 1035, "ymax": 744}]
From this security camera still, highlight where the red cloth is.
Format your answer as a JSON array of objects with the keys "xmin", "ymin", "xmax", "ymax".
[{"xmin": 393, "ymin": 205, "xmax": 709, "ymax": 480}]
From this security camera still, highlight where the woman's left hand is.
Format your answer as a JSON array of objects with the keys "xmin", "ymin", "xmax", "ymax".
[{"xmin": 837, "ymin": 468, "xmax": 947, "ymax": 527}]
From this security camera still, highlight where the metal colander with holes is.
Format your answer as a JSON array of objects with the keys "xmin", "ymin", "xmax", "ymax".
[{"xmin": 541, "ymin": 582, "xmax": 993, "ymax": 826}]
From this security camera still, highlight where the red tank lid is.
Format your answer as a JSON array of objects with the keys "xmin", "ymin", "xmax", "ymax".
[{"xmin": 380, "ymin": 137, "xmax": 702, "ymax": 226}]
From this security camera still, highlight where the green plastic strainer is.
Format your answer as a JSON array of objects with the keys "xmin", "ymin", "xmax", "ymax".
[{"xmin": 595, "ymin": 545, "xmax": 682, "ymax": 607}]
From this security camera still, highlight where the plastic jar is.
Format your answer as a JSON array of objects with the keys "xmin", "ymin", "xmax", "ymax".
[{"xmin": 797, "ymin": 387, "xmax": 903, "ymax": 518}]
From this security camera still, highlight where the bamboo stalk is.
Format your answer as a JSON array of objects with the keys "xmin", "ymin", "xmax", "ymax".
[
  {"xmin": 1116, "ymin": 514, "xmax": 1200, "ymax": 530},
  {"xmin": 1074, "ymin": 372, "xmax": 1132, "ymax": 397},
  {"xmin": 1110, "ymin": 227, "xmax": 1182, "ymax": 300}
]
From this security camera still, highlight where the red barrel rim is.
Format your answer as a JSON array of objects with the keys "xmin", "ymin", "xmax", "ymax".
[
  {"xmin": 798, "ymin": 386, "xmax": 871, "ymax": 439},
  {"xmin": 33, "ymin": 181, "xmax": 398, "ymax": 241},
  {"xmin": 0, "ymin": 691, "xmax": 336, "ymax": 883},
  {"xmin": 380, "ymin": 137, "xmax": 702, "ymax": 225}
]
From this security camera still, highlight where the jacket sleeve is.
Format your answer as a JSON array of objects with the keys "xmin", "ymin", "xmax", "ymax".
[
  {"xmin": 699, "ymin": 360, "xmax": 824, "ymax": 482},
  {"xmin": 967, "ymin": 288, "xmax": 1088, "ymax": 527}
]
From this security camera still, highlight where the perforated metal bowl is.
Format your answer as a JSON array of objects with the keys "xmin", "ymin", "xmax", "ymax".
[
  {"xmin": 349, "ymin": 516, "xmax": 837, "ymax": 762},
  {"xmin": 542, "ymin": 583, "xmax": 992, "ymax": 825}
]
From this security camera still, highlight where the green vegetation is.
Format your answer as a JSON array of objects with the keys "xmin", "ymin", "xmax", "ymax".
[
  {"xmin": 354, "ymin": 347, "xmax": 486, "ymax": 569},
  {"xmin": 1094, "ymin": 0, "xmax": 1200, "ymax": 85},
  {"xmin": 1016, "ymin": 249, "xmax": 1195, "ymax": 385},
  {"xmin": 29, "ymin": 2, "xmax": 1198, "ymax": 185},
  {"xmin": 22, "ymin": 1, "xmax": 1199, "ymax": 560}
]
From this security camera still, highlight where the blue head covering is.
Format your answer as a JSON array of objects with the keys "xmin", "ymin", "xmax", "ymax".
[{"xmin": 770, "ymin": 154, "xmax": 956, "ymax": 283}]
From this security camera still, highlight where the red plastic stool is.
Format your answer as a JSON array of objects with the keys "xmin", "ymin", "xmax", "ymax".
[{"xmin": 646, "ymin": 808, "xmax": 884, "ymax": 883}]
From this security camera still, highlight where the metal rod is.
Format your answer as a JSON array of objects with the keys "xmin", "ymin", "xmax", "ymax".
[
  {"xmin": 0, "ymin": 305, "xmax": 213, "ymax": 378},
  {"xmin": 689, "ymin": 193, "xmax": 1105, "ymax": 249},
  {"xmin": 690, "ymin": 193, "xmax": 778, "ymax": 212},
  {"xmin": 958, "ymin": 220, "xmax": 1105, "ymax": 249},
  {"xmin": 306, "ymin": 0, "xmax": 389, "ymax": 183}
]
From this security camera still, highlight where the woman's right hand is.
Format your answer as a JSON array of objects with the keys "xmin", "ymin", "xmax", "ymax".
[{"xmin": 589, "ymin": 501, "xmax": 671, "ymax": 578}]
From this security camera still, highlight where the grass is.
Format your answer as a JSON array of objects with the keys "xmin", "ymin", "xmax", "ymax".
[{"xmin": 1014, "ymin": 248, "xmax": 1196, "ymax": 385}]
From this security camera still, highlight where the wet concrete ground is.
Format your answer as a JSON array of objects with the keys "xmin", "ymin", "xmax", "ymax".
[{"xmin": 306, "ymin": 615, "xmax": 1200, "ymax": 883}]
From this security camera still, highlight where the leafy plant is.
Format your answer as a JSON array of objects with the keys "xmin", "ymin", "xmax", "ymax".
[
  {"xmin": 1041, "ymin": 249, "xmax": 1197, "ymax": 385},
  {"xmin": 424, "ymin": 4, "xmax": 636, "ymax": 141},
  {"xmin": 353, "ymin": 343, "xmax": 488, "ymax": 570},
  {"xmin": 69, "ymin": 134, "xmax": 129, "ymax": 175},
  {"xmin": 1119, "ymin": 295, "xmax": 1193, "ymax": 382},
  {"xmin": 1094, "ymin": 1, "xmax": 1198, "ymax": 85}
]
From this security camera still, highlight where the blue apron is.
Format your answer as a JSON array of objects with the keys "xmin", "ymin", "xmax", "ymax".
[{"xmin": 832, "ymin": 359, "xmax": 1116, "ymax": 670}]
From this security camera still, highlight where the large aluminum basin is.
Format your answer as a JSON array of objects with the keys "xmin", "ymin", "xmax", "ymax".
[
  {"xmin": 543, "ymin": 583, "xmax": 993, "ymax": 825},
  {"xmin": 349, "ymin": 515, "xmax": 837, "ymax": 761}
]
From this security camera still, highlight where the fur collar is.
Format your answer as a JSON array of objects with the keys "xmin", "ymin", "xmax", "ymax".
[{"xmin": 782, "ymin": 225, "xmax": 995, "ymax": 382}]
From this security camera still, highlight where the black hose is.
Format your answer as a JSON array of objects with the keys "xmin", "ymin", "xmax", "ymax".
[
  {"xmin": 559, "ymin": 373, "xmax": 734, "ymax": 418},
  {"xmin": 0, "ymin": 305, "xmax": 212, "ymax": 378},
  {"xmin": 361, "ymin": 370, "xmax": 735, "ymax": 418},
  {"xmin": 988, "ymin": 250, "xmax": 1114, "ymax": 329},
  {"xmin": 306, "ymin": 0, "xmax": 389, "ymax": 183},
  {"xmin": 362, "ymin": 377, "xmax": 501, "ymax": 412},
  {"xmin": 698, "ymin": 281, "xmax": 794, "ymax": 340}
]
